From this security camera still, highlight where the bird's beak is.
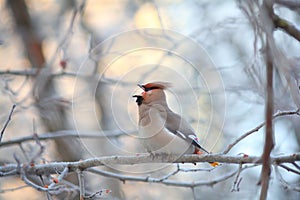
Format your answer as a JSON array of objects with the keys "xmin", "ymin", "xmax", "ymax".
[{"xmin": 137, "ymin": 84, "xmax": 145, "ymax": 91}]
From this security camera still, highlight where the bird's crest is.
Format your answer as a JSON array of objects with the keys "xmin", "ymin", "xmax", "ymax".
[{"xmin": 138, "ymin": 82, "xmax": 172, "ymax": 91}]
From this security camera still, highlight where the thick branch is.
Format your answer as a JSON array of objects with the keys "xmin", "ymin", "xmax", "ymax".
[
  {"xmin": 0, "ymin": 104, "xmax": 16, "ymax": 142},
  {"xmin": 1, "ymin": 154, "xmax": 299, "ymax": 176},
  {"xmin": 7, "ymin": 0, "xmax": 45, "ymax": 68},
  {"xmin": 273, "ymin": 13, "xmax": 300, "ymax": 42},
  {"xmin": 259, "ymin": 37, "xmax": 274, "ymax": 200}
]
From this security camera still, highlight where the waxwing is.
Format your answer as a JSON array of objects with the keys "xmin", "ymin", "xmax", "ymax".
[{"xmin": 133, "ymin": 82, "xmax": 219, "ymax": 167}]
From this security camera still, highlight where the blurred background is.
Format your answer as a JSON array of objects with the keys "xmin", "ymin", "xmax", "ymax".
[{"xmin": 0, "ymin": 0, "xmax": 299, "ymax": 199}]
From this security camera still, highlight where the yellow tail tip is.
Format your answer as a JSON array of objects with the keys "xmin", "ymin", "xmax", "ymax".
[{"xmin": 209, "ymin": 162, "xmax": 220, "ymax": 167}]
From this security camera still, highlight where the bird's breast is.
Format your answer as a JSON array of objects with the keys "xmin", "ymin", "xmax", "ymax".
[{"xmin": 138, "ymin": 107, "xmax": 194, "ymax": 154}]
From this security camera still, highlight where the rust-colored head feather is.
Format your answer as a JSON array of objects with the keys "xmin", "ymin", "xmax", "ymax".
[
  {"xmin": 134, "ymin": 82, "xmax": 171, "ymax": 105},
  {"xmin": 138, "ymin": 82, "xmax": 172, "ymax": 91}
]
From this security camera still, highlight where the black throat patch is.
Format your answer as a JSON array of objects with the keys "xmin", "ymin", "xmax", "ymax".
[{"xmin": 132, "ymin": 95, "xmax": 144, "ymax": 106}]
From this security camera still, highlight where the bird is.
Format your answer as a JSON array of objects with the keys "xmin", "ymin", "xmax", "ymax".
[{"xmin": 133, "ymin": 81, "xmax": 219, "ymax": 167}]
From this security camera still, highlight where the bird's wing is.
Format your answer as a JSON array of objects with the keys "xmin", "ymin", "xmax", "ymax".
[{"xmin": 165, "ymin": 110, "xmax": 209, "ymax": 154}]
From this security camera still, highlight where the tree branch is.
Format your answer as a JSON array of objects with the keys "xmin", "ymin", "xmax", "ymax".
[
  {"xmin": 1, "ymin": 154, "xmax": 299, "ymax": 177},
  {"xmin": 275, "ymin": 0, "xmax": 300, "ymax": 11},
  {"xmin": 223, "ymin": 109, "xmax": 299, "ymax": 154},
  {"xmin": 0, "ymin": 104, "xmax": 16, "ymax": 142},
  {"xmin": 273, "ymin": 13, "xmax": 300, "ymax": 42},
  {"xmin": 87, "ymin": 166, "xmax": 252, "ymax": 188},
  {"xmin": 259, "ymin": 37, "xmax": 274, "ymax": 200},
  {"xmin": 0, "ymin": 129, "xmax": 133, "ymax": 148},
  {"xmin": 0, "ymin": 69, "xmax": 134, "ymax": 86}
]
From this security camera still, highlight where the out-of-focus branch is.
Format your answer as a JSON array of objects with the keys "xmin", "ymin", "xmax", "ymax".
[
  {"xmin": 7, "ymin": 0, "xmax": 45, "ymax": 68},
  {"xmin": 0, "ymin": 185, "xmax": 29, "ymax": 193},
  {"xmin": 274, "ymin": 164, "xmax": 300, "ymax": 192},
  {"xmin": 0, "ymin": 104, "xmax": 16, "ymax": 142},
  {"xmin": 275, "ymin": 0, "xmax": 300, "ymax": 11},
  {"xmin": 223, "ymin": 109, "xmax": 300, "ymax": 154},
  {"xmin": 0, "ymin": 129, "xmax": 133, "ymax": 148},
  {"xmin": 278, "ymin": 164, "xmax": 300, "ymax": 175},
  {"xmin": 1, "ymin": 153, "xmax": 299, "ymax": 176},
  {"xmin": 259, "ymin": 38, "xmax": 274, "ymax": 200},
  {"xmin": 0, "ymin": 69, "xmax": 134, "ymax": 86},
  {"xmin": 273, "ymin": 13, "xmax": 300, "ymax": 42}
]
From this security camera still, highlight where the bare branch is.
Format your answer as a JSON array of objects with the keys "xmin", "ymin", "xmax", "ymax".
[
  {"xmin": 1, "ymin": 154, "xmax": 299, "ymax": 177},
  {"xmin": 231, "ymin": 163, "xmax": 243, "ymax": 192},
  {"xmin": 0, "ymin": 69, "xmax": 134, "ymax": 86},
  {"xmin": 48, "ymin": 167, "xmax": 69, "ymax": 189},
  {"xmin": 274, "ymin": 164, "xmax": 300, "ymax": 192},
  {"xmin": 273, "ymin": 13, "xmax": 300, "ymax": 42},
  {"xmin": 223, "ymin": 109, "xmax": 299, "ymax": 154},
  {"xmin": 278, "ymin": 164, "xmax": 300, "ymax": 175},
  {"xmin": 77, "ymin": 169, "xmax": 85, "ymax": 200},
  {"xmin": 292, "ymin": 162, "xmax": 300, "ymax": 171},
  {"xmin": 0, "ymin": 129, "xmax": 134, "ymax": 148},
  {"xmin": 88, "ymin": 164, "xmax": 258, "ymax": 188},
  {"xmin": 30, "ymin": 120, "xmax": 45, "ymax": 164},
  {"xmin": 275, "ymin": 0, "xmax": 300, "ymax": 11},
  {"xmin": 0, "ymin": 104, "xmax": 16, "ymax": 142},
  {"xmin": 0, "ymin": 185, "xmax": 29, "ymax": 193}
]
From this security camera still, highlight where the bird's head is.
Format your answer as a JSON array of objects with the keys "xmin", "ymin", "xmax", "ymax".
[{"xmin": 133, "ymin": 82, "xmax": 171, "ymax": 105}]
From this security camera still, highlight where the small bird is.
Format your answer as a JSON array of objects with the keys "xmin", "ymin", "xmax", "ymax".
[{"xmin": 133, "ymin": 82, "xmax": 219, "ymax": 167}]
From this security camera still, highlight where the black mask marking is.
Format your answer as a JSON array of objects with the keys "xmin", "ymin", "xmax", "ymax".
[{"xmin": 132, "ymin": 95, "xmax": 143, "ymax": 106}]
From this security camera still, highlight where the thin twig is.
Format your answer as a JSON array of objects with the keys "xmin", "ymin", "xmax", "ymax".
[
  {"xmin": 0, "ymin": 129, "xmax": 134, "ymax": 148},
  {"xmin": 0, "ymin": 69, "xmax": 134, "ymax": 86},
  {"xmin": 0, "ymin": 185, "xmax": 29, "ymax": 193},
  {"xmin": 278, "ymin": 164, "xmax": 300, "ymax": 175},
  {"xmin": 274, "ymin": 0, "xmax": 300, "ymax": 11},
  {"xmin": 88, "ymin": 165, "xmax": 259, "ymax": 188},
  {"xmin": 192, "ymin": 187, "xmax": 197, "ymax": 200},
  {"xmin": 274, "ymin": 164, "xmax": 300, "ymax": 192},
  {"xmin": 30, "ymin": 119, "xmax": 45, "ymax": 164},
  {"xmin": 157, "ymin": 164, "xmax": 180, "ymax": 182},
  {"xmin": 223, "ymin": 109, "xmax": 299, "ymax": 154},
  {"xmin": 0, "ymin": 104, "xmax": 16, "ymax": 142},
  {"xmin": 83, "ymin": 188, "xmax": 111, "ymax": 199},
  {"xmin": 231, "ymin": 163, "xmax": 243, "ymax": 192},
  {"xmin": 292, "ymin": 162, "xmax": 300, "ymax": 171},
  {"xmin": 77, "ymin": 169, "xmax": 85, "ymax": 200},
  {"xmin": 18, "ymin": 143, "xmax": 30, "ymax": 161}
]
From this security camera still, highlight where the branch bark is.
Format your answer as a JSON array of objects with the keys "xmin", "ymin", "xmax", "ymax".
[
  {"xmin": 259, "ymin": 38, "xmax": 274, "ymax": 200},
  {"xmin": 259, "ymin": 1, "xmax": 275, "ymax": 199},
  {"xmin": 1, "ymin": 153, "xmax": 299, "ymax": 176},
  {"xmin": 273, "ymin": 13, "xmax": 300, "ymax": 42}
]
